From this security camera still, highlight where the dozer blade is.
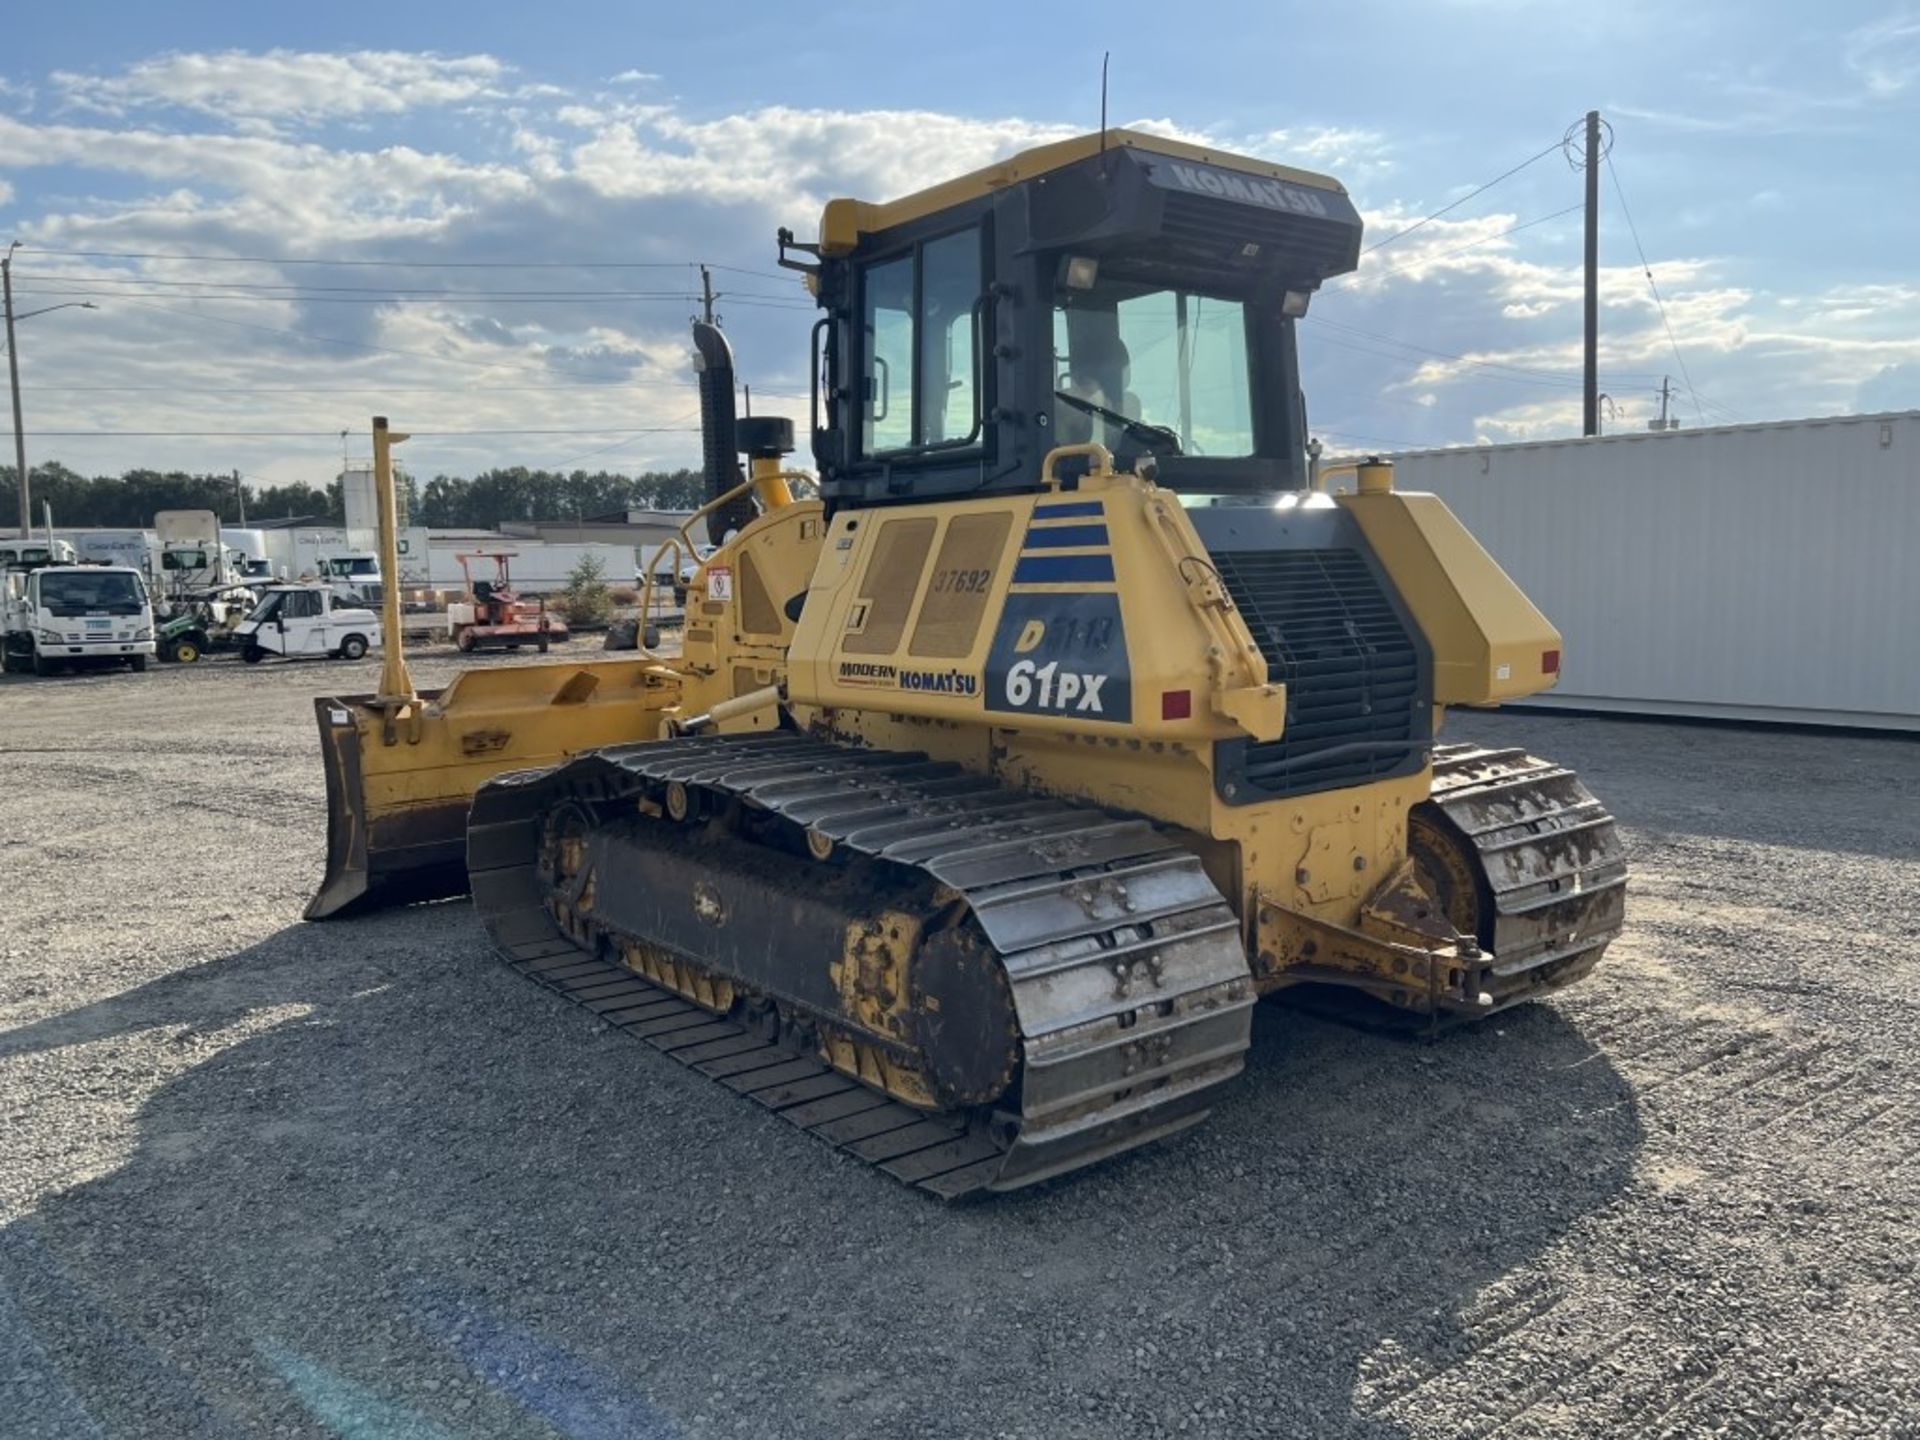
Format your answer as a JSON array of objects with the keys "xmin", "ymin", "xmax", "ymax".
[{"xmin": 307, "ymin": 658, "xmax": 679, "ymax": 920}]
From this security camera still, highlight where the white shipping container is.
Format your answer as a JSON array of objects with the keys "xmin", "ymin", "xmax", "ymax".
[
  {"xmin": 428, "ymin": 542, "xmax": 639, "ymax": 594},
  {"xmin": 1357, "ymin": 411, "xmax": 1920, "ymax": 731}
]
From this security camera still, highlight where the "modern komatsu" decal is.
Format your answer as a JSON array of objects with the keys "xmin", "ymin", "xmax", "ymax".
[{"xmin": 834, "ymin": 660, "xmax": 979, "ymax": 696}]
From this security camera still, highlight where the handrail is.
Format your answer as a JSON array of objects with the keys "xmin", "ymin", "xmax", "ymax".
[
  {"xmin": 1038, "ymin": 442, "xmax": 1115, "ymax": 489},
  {"xmin": 1311, "ymin": 460, "xmax": 1360, "ymax": 494},
  {"xmin": 635, "ymin": 475, "xmax": 764, "ymax": 652},
  {"xmin": 637, "ymin": 480, "xmax": 748, "ymax": 648}
]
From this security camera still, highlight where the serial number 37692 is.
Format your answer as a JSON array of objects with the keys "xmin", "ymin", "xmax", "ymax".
[{"xmin": 929, "ymin": 567, "xmax": 993, "ymax": 595}]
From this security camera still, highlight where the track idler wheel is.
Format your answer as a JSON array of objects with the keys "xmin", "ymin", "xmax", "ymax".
[
  {"xmin": 911, "ymin": 924, "xmax": 1020, "ymax": 1110},
  {"xmin": 538, "ymin": 800, "xmax": 598, "ymax": 904},
  {"xmin": 1407, "ymin": 805, "xmax": 1494, "ymax": 948}
]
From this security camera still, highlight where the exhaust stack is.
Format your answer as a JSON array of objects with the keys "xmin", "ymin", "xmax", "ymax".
[{"xmin": 692, "ymin": 321, "xmax": 758, "ymax": 545}]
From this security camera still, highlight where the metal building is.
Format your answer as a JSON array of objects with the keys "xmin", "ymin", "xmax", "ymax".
[{"xmin": 1348, "ymin": 411, "xmax": 1920, "ymax": 731}]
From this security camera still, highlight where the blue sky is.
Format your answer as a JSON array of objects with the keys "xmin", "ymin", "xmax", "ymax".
[{"xmin": 3, "ymin": 0, "xmax": 1917, "ymax": 487}]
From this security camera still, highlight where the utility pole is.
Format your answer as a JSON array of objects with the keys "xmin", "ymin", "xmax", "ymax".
[
  {"xmin": 233, "ymin": 467, "xmax": 247, "ymax": 525},
  {"xmin": 700, "ymin": 265, "xmax": 718, "ymax": 326},
  {"xmin": 1650, "ymin": 376, "xmax": 1675, "ymax": 432},
  {"xmin": 1582, "ymin": 109, "xmax": 1601, "ymax": 438},
  {"xmin": 4, "ymin": 243, "xmax": 26, "ymax": 539}
]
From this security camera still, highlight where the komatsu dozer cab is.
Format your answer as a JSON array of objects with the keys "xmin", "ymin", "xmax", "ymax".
[{"xmin": 309, "ymin": 130, "xmax": 1625, "ymax": 1196}]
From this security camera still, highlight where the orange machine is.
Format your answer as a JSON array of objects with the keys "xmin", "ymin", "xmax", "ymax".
[{"xmin": 446, "ymin": 552, "xmax": 568, "ymax": 653}]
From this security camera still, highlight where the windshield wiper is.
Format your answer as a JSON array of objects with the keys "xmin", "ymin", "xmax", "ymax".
[{"xmin": 1053, "ymin": 390, "xmax": 1184, "ymax": 457}]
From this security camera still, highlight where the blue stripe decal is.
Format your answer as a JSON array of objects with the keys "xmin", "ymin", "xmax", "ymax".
[
  {"xmin": 1020, "ymin": 524, "xmax": 1108, "ymax": 550},
  {"xmin": 1013, "ymin": 553, "xmax": 1117, "ymax": 584},
  {"xmin": 1032, "ymin": 501, "xmax": 1104, "ymax": 519}
]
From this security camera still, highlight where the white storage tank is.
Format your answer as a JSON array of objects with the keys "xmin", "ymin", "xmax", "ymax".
[{"xmin": 1337, "ymin": 411, "xmax": 1920, "ymax": 731}]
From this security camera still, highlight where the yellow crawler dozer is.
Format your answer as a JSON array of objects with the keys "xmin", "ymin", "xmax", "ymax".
[{"xmin": 310, "ymin": 129, "xmax": 1626, "ymax": 1196}]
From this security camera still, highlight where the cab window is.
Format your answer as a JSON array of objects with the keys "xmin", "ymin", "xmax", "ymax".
[
  {"xmin": 1053, "ymin": 282, "xmax": 1254, "ymax": 458},
  {"xmin": 860, "ymin": 227, "xmax": 983, "ymax": 457}
]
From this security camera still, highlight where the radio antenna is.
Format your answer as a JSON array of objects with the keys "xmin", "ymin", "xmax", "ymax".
[{"xmin": 1099, "ymin": 52, "xmax": 1110, "ymax": 147}]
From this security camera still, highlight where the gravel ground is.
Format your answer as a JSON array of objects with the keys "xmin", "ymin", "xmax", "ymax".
[{"xmin": 2, "ymin": 651, "xmax": 1917, "ymax": 1438}]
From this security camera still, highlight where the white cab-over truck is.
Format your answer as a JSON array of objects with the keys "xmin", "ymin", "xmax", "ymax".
[
  {"xmin": 2, "ymin": 565, "xmax": 157, "ymax": 676},
  {"xmin": 0, "ymin": 539, "xmax": 79, "ymax": 569}
]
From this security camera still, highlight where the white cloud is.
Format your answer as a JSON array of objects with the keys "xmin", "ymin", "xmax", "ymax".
[
  {"xmin": 1249, "ymin": 125, "xmax": 1392, "ymax": 177},
  {"xmin": 0, "ymin": 177, "xmax": 13, "ymax": 206},
  {"xmin": 571, "ymin": 106, "xmax": 1078, "ymax": 210},
  {"xmin": 0, "ymin": 115, "xmax": 533, "ymax": 234},
  {"xmin": 1856, "ymin": 362, "xmax": 1920, "ymax": 411},
  {"xmin": 3, "ymin": 57, "xmax": 1914, "ymax": 480},
  {"xmin": 52, "ymin": 50, "xmax": 510, "ymax": 125},
  {"xmin": 610, "ymin": 70, "xmax": 661, "ymax": 84},
  {"xmin": 1472, "ymin": 397, "xmax": 1584, "ymax": 445},
  {"xmin": 1844, "ymin": 11, "xmax": 1920, "ymax": 96}
]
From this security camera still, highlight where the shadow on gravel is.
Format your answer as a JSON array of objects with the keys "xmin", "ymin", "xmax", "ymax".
[
  {"xmin": 1, "ymin": 913, "xmax": 1642, "ymax": 1439},
  {"xmin": 1454, "ymin": 710, "xmax": 1920, "ymax": 859}
]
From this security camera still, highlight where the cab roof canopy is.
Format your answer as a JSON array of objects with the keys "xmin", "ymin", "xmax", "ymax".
[{"xmin": 818, "ymin": 127, "xmax": 1364, "ymax": 295}]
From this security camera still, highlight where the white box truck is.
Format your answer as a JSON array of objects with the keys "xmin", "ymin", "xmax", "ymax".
[
  {"xmin": 72, "ymin": 529, "xmax": 161, "ymax": 575},
  {"xmin": 2, "ymin": 564, "xmax": 156, "ymax": 675}
]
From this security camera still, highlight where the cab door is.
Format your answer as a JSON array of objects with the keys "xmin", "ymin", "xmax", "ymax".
[{"xmin": 278, "ymin": 588, "xmax": 327, "ymax": 654}]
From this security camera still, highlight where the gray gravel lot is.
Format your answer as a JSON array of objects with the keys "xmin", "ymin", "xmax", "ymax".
[{"xmin": 2, "ymin": 652, "xmax": 1917, "ymax": 1438}]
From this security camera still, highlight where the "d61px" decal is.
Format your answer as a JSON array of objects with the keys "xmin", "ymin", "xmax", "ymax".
[{"xmin": 985, "ymin": 593, "xmax": 1131, "ymax": 722}]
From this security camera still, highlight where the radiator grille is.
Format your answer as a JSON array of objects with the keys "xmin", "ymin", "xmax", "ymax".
[{"xmin": 1211, "ymin": 548, "xmax": 1426, "ymax": 797}]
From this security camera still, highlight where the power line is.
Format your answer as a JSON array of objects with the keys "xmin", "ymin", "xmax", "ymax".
[
  {"xmin": 1604, "ymin": 153, "xmax": 1707, "ymax": 426},
  {"xmin": 544, "ymin": 409, "xmax": 703, "ymax": 470},
  {"xmin": 1305, "ymin": 316, "xmax": 1664, "ymax": 388},
  {"xmin": 1359, "ymin": 138, "xmax": 1565, "ymax": 256},
  {"xmin": 707, "ymin": 262, "xmax": 792, "ymax": 282},
  {"xmin": 17, "ymin": 271, "xmax": 809, "ymax": 304},
  {"xmin": 19, "ymin": 245, "xmax": 790, "ymax": 280},
  {"xmin": 16, "ymin": 294, "xmax": 814, "ymax": 418},
  {"xmin": 1318, "ymin": 426, "xmax": 1420, "ymax": 449},
  {"xmin": 83, "ymin": 297, "xmax": 728, "ymax": 387},
  {"xmin": 17, "ymin": 287, "xmax": 814, "ymax": 311},
  {"xmin": 1687, "ymin": 390, "xmax": 1748, "ymax": 426},
  {"xmin": 27, "ymin": 382, "xmax": 813, "ymax": 397},
  {"xmin": 16, "ymin": 272, "xmax": 698, "ymax": 293},
  {"xmin": 92, "ymin": 296, "xmax": 586, "ymax": 372},
  {"xmin": 27, "ymin": 426, "xmax": 703, "ymax": 438},
  {"xmin": 1309, "ymin": 330, "xmax": 1582, "ymax": 391},
  {"xmin": 1333, "ymin": 204, "xmax": 1584, "ymax": 287}
]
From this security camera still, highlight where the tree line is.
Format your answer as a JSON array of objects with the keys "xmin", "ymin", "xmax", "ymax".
[
  {"xmin": 2, "ymin": 463, "xmax": 708, "ymax": 530},
  {"xmin": 415, "ymin": 467, "xmax": 706, "ymax": 527}
]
